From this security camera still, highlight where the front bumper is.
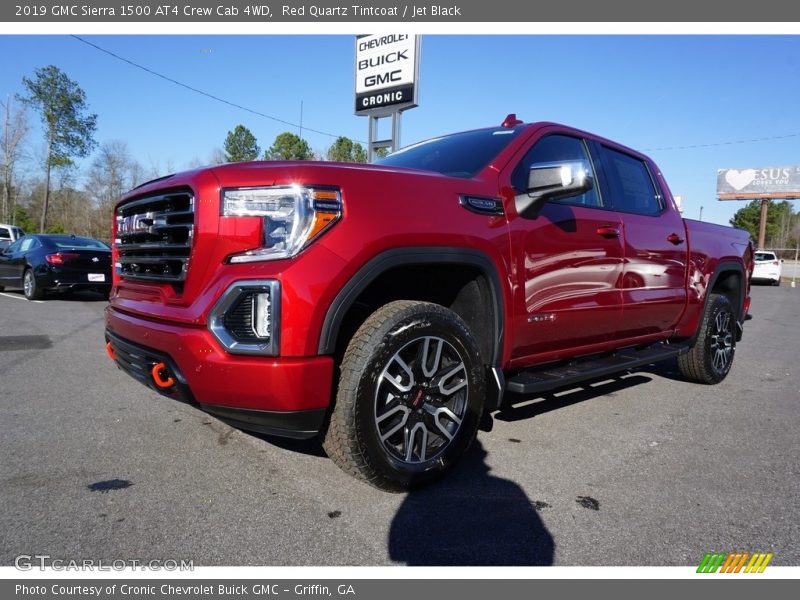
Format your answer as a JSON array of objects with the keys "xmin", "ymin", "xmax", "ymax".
[{"xmin": 105, "ymin": 306, "xmax": 334, "ymax": 439}]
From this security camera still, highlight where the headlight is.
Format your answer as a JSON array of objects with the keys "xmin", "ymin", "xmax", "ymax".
[{"xmin": 223, "ymin": 185, "xmax": 341, "ymax": 263}]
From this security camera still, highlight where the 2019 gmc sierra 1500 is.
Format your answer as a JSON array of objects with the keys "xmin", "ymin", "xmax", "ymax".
[{"xmin": 105, "ymin": 117, "xmax": 753, "ymax": 490}]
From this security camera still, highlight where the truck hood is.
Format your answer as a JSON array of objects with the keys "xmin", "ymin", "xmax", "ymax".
[
  {"xmin": 124, "ymin": 160, "xmax": 477, "ymax": 202},
  {"xmin": 206, "ymin": 160, "xmax": 475, "ymax": 188}
]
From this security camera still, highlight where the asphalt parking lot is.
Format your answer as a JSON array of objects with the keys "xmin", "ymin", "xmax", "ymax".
[{"xmin": 0, "ymin": 284, "xmax": 798, "ymax": 567}]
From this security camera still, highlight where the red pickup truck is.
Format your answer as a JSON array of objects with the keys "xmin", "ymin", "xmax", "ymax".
[{"xmin": 105, "ymin": 117, "xmax": 753, "ymax": 491}]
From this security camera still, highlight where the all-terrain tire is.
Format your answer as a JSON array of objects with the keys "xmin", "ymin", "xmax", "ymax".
[
  {"xmin": 677, "ymin": 293, "xmax": 736, "ymax": 384},
  {"xmin": 322, "ymin": 300, "xmax": 485, "ymax": 492}
]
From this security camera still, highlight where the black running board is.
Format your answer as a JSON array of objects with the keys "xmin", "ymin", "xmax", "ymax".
[{"xmin": 505, "ymin": 343, "xmax": 689, "ymax": 395}]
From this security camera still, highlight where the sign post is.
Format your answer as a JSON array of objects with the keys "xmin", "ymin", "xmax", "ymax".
[{"xmin": 354, "ymin": 34, "xmax": 420, "ymax": 161}]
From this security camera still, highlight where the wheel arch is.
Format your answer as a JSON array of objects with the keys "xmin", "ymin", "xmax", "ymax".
[
  {"xmin": 708, "ymin": 261, "xmax": 746, "ymax": 320},
  {"xmin": 690, "ymin": 260, "xmax": 747, "ymax": 345},
  {"xmin": 317, "ymin": 247, "xmax": 505, "ymax": 367}
]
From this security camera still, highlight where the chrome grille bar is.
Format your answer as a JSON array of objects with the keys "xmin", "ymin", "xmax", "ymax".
[{"xmin": 114, "ymin": 189, "xmax": 194, "ymax": 284}]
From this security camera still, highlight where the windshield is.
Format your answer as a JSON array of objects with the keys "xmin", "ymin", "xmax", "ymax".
[
  {"xmin": 755, "ymin": 252, "xmax": 776, "ymax": 261},
  {"xmin": 375, "ymin": 126, "xmax": 524, "ymax": 178}
]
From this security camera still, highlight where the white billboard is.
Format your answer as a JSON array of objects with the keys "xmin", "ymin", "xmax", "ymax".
[
  {"xmin": 354, "ymin": 34, "xmax": 420, "ymax": 115},
  {"xmin": 717, "ymin": 166, "xmax": 800, "ymax": 198}
]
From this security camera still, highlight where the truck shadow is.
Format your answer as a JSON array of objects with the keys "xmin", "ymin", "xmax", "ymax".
[
  {"xmin": 495, "ymin": 373, "xmax": 653, "ymax": 423},
  {"xmin": 636, "ymin": 357, "xmax": 694, "ymax": 383},
  {"xmin": 388, "ymin": 441, "xmax": 554, "ymax": 565},
  {"xmin": 250, "ymin": 434, "xmax": 328, "ymax": 458},
  {"xmin": 250, "ymin": 373, "xmax": 655, "ymax": 457}
]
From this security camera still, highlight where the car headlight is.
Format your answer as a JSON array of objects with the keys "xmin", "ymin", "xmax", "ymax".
[{"xmin": 223, "ymin": 185, "xmax": 341, "ymax": 263}]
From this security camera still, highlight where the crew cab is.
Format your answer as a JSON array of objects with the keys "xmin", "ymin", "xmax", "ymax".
[{"xmin": 105, "ymin": 117, "xmax": 753, "ymax": 491}]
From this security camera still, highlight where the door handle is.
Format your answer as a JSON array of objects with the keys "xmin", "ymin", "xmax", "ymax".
[
  {"xmin": 596, "ymin": 226, "xmax": 620, "ymax": 238},
  {"xmin": 667, "ymin": 233, "xmax": 685, "ymax": 245}
]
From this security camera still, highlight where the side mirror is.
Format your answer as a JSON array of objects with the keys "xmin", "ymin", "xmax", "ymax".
[{"xmin": 515, "ymin": 160, "xmax": 594, "ymax": 217}]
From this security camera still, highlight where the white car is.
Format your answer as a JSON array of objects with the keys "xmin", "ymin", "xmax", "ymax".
[{"xmin": 752, "ymin": 251, "xmax": 783, "ymax": 286}]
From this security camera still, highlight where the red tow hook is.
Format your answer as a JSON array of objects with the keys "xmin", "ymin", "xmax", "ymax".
[
  {"xmin": 151, "ymin": 362, "xmax": 176, "ymax": 389},
  {"xmin": 105, "ymin": 342, "xmax": 116, "ymax": 362}
]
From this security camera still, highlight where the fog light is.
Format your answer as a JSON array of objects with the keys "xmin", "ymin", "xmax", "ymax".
[
  {"xmin": 254, "ymin": 292, "xmax": 271, "ymax": 339},
  {"xmin": 209, "ymin": 280, "xmax": 281, "ymax": 356}
]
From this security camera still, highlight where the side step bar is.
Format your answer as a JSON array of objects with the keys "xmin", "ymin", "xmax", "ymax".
[{"xmin": 505, "ymin": 343, "xmax": 689, "ymax": 395}]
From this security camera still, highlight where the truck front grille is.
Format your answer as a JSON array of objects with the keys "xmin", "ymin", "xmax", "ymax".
[{"xmin": 115, "ymin": 189, "xmax": 194, "ymax": 284}]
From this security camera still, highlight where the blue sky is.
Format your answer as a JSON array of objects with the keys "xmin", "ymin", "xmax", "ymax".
[{"xmin": 1, "ymin": 34, "xmax": 799, "ymax": 226}]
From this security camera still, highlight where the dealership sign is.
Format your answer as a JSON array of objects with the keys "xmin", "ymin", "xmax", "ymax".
[
  {"xmin": 354, "ymin": 34, "xmax": 419, "ymax": 115},
  {"xmin": 717, "ymin": 165, "xmax": 800, "ymax": 198}
]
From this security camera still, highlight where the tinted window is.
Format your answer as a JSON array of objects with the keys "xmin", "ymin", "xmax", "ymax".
[
  {"xmin": 48, "ymin": 236, "xmax": 109, "ymax": 250},
  {"xmin": 0, "ymin": 227, "xmax": 9, "ymax": 240},
  {"xmin": 601, "ymin": 147, "xmax": 662, "ymax": 215},
  {"xmin": 755, "ymin": 252, "xmax": 776, "ymax": 261},
  {"xmin": 375, "ymin": 127, "xmax": 523, "ymax": 178},
  {"xmin": 512, "ymin": 134, "xmax": 602, "ymax": 208},
  {"xmin": 6, "ymin": 238, "xmax": 23, "ymax": 253}
]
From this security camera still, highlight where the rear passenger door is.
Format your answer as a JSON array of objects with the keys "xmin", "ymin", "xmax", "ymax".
[{"xmin": 592, "ymin": 143, "xmax": 688, "ymax": 339}]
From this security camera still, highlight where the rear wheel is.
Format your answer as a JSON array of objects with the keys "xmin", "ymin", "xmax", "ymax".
[
  {"xmin": 678, "ymin": 293, "xmax": 736, "ymax": 384},
  {"xmin": 23, "ymin": 269, "xmax": 44, "ymax": 301},
  {"xmin": 773, "ymin": 277, "xmax": 781, "ymax": 286},
  {"xmin": 322, "ymin": 300, "xmax": 484, "ymax": 492}
]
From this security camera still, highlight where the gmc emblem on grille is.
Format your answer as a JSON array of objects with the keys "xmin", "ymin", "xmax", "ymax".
[{"xmin": 117, "ymin": 213, "xmax": 152, "ymax": 235}]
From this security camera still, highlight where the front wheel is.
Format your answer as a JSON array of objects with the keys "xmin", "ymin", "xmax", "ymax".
[
  {"xmin": 322, "ymin": 300, "xmax": 485, "ymax": 492},
  {"xmin": 677, "ymin": 293, "xmax": 736, "ymax": 384}
]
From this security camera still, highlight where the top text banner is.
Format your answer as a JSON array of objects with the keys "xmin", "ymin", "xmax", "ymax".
[{"xmin": 4, "ymin": 0, "xmax": 800, "ymax": 22}]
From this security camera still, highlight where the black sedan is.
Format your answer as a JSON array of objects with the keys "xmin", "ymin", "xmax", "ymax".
[{"xmin": 0, "ymin": 234, "xmax": 112, "ymax": 300}]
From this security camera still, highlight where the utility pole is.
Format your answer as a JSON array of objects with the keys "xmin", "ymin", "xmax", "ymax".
[
  {"xmin": 299, "ymin": 100, "xmax": 303, "ymax": 140},
  {"xmin": 2, "ymin": 95, "xmax": 8, "ymax": 223}
]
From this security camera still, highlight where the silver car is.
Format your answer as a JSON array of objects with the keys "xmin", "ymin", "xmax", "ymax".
[{"xmin": 0, "ymin": 224, "xmax": 26, "ymax": 250}]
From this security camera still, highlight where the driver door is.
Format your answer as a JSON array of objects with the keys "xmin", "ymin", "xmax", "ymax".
[{"xmin": 506, "ymin": 133, "xmax": 625, "ymax": 361}]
